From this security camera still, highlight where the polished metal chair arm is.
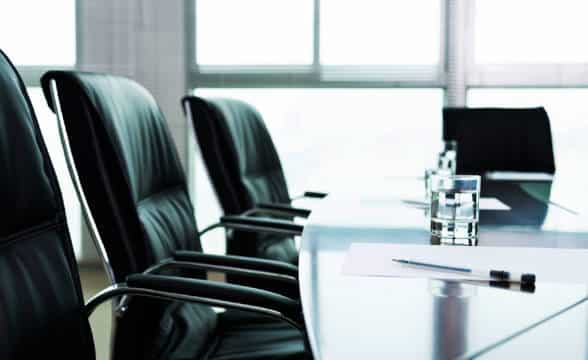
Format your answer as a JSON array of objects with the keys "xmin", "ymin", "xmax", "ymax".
[
  {"xmin": 126, "ymin": 274, "xmax": 301, "ymax": 321},
  {"xmin": 244, "ymin": 203, "xmax": 311, "ymax": 219},
  {"xmin": 144, "ymin": 259, "xmax": 297, "ymax": 284},
  {"xmin": 291, "ymin": 191, "xmax": 328, "ymax": 201},
  {"xmin": 142, "ymin": 258, "xmax": 299, "ymax": 299},
  {"xmin": 173, "ymin": 250, "xmax": 299, "ymax": 278},
  {"xmin": 85, "ymin": 279, "xmax": 303, "ymax": 331},
  {"xmin": 198, "ymin": 215, "xmax": 303, "ymax": 237}
]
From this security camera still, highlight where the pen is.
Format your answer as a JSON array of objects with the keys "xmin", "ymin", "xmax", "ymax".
[{"xmin": 392, "ymin": 258, "xmax": 536, "ymax": 285}]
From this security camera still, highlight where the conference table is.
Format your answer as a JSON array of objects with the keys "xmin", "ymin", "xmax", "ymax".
[{"xmin": 298, "ymin": 175, "xmax": 588, "ymax": 359}]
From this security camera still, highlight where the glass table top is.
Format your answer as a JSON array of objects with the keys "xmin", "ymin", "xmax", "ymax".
[{"xmin": 298, "ymin": 177, "xmax": 588, "ymax": 359}]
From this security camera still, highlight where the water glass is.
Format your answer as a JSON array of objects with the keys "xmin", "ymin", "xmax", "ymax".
[
  {"xmin": 430, "ymin": 175, "xmax": 480, "ymax": 239},
  {"xmin": 424, "ymin": 168, "xmax": 451, "ymax": 201}
]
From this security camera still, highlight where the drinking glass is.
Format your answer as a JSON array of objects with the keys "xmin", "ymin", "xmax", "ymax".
[
  {"xmin": 424, "ymin": 168, "xmax": 451, "ymax": 201},
  {"xmin": 430, "ymin": 175, "xmax": 480, "ymax": 239}
]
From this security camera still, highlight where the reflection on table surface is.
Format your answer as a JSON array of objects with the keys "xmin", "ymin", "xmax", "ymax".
[
  {"xmin": 298, "ymin": 177, "xmax": 588, "ymax": 359},
  {"xmin": 476, "ymin": 296, "xmax": 588, "ymax": 359}
]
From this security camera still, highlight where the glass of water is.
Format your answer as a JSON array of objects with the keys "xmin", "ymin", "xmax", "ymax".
[
  {"xmin": 430, "ymin": 175, "xmax": 480, "ymax": 239},
  {"xmin": 424, "ymin": 168, "xmax": 451, "ymax": 201}
]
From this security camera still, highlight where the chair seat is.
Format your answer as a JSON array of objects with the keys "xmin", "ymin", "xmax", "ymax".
[
  {"xmin": 206, "ymin": 310, "xmax": 306, "ymax": 360},
  {"xmin": 227, "ymin": 231, "xmax": 298, "ymax": 266},
  {"xmin": 258, "ymin": 233, "xmax": 299, "ymax": 265}
]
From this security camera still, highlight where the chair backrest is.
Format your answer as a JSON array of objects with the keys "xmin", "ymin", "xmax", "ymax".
[
  {"xmin": 183, "ymin": 96, "xmax": 291, "ymax": 212},
  {"xmin": 182, "ymin": 96, "xmax": 297, "ymax": 263},
  {"xmin": 443, "ymin": 107, "xmax": 556, "ymax": 174},
  {"xmin": 0, "ymin": 51, "xmax": 95, "ymax": 358},
  {"xmin": 41, "ymin": 72, "xmax": 217, "ymax": 359}
]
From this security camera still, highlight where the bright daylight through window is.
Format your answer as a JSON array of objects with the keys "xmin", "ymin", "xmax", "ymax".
[{"xmin": 0, "ymin": 0, "xmax": 76, "ymax": 65}]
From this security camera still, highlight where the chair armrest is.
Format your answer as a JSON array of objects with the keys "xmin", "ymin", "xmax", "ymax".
[
  {"xmin": 85, "ymin": 282, "xmax": 303, "ymax": 331},
  {"xmin": 252, "ymin": 203, "xmax": 311, "ymax": 218},
  {"xmin": 146, "ymin": 257, "xmax": 299, "ymax": 298},
  {"xmin": 291, "ymin": 191, "xmax": 328, "ymax": 201},
  {"xmin": 174, "ymin": 251, "xmax": 299, "ymax": 278},
  {"xmin": 220, "ymin": 215, "xmax": 303, "ymax": 236},
  {"xmin": 303, "ymin": 191, "xmax": 328, "ymax": 199},
  {"xmin": 126, "ymin": 274, "xmax": 302, "ymax": 324}
]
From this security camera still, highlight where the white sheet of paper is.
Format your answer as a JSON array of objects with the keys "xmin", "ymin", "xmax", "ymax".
[
  {"xmin": 342, "ymin": 243, "xmax": 588, "ymax": 284},
  {"xmin": 401, "ymin": 197, "xmax": 511, "ymax": 211}
]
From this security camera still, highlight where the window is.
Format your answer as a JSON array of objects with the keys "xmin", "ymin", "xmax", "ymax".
[
  {"xmin": 475, "ymin": 0, "xmax": 588, "ymax": 64},
  {"xmin": 0, "ymin": 0, "xmax": 76, "ymax": 65},
  {"xmin": 196, "ymin": 0, "xmax": 314, "ymax": 66},
  {"xmin": 191, "ymin": 0, "xmax": 443, "ymax": 83},
  {"xmin": 470, "ymin": 0, "xmax": 588, "ymax": 87},
  {"xmin": 321, "ymin": 0, "xmax": 441, "ymax": 66},
  {"xmin": 197, "ymin": 88, "xmax": 443, "ymax": 189}
]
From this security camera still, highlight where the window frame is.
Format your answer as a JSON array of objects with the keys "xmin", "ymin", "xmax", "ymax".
[
  {"xmin": 465, "ymin": 0, "xmax": 588, "ymax": 90},
  {"xmin": 188, "ymin": 0, "xmax": 588, "ymax": 100},
  {"xmin": 186, "ymin": 0, "xmax": 447, "ymax": 90}
]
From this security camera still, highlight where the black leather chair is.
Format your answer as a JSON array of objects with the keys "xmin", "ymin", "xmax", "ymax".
[
  {"xmin": 182, "ymin": 96, "xmax": 327, "ymax": 265},
  {"xmin": 0, "ymin": 50, "xmax": 304, "ymax": 359},
  {"xmin": 40, "ymin": 71, "xmax": 309, "ymax": 359},
  {"xmin": 442, "ymin": 107, "xmax": 556, "ymax": 175}
]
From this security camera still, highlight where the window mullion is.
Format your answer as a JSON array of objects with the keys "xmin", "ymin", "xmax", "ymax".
[
  {"xmin": 313, "ymin": 0, "xmax": 321, "ymax": 80},
  {"xmin": 445, "ymin": 0, "xmax": 469, "ymax": 106}
]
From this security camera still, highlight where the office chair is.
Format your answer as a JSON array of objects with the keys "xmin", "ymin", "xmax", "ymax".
[
  {"xmin": 182, "ymin": 96, "xmax": 327, "ymax": 265},
  {"xmin": 40, "ymin": 71, "xmax": 309, "ymax": 359},
  {"xmin": 442, "ymin": 107, "xmax": 556, "ymax": 175},
  {"xmin": 0, "ymin": 50, "xmax": 304, "ymax": 359}
]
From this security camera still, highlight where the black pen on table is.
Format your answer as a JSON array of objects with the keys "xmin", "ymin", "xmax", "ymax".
[{"xmin": 392, "ymin": 258, "xmax": 536, "ymax": 285}]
